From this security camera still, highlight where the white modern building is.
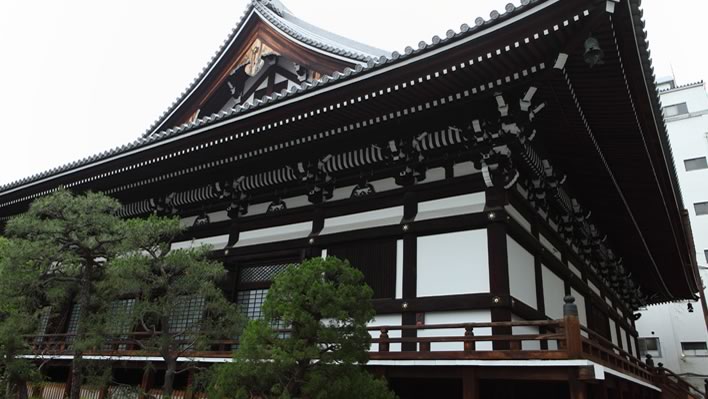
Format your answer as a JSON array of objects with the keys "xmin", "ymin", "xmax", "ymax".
[{"xmin": 637, "ymin": 79, "xmax": 708, "ymax": 390}]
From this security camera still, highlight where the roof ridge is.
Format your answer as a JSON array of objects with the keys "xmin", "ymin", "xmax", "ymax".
[{"xmin": 0, "ymin": 0, "xmax": 546, "ymax": 196}]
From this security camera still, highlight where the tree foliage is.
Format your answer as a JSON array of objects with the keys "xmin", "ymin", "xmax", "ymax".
[
  {"xmin": 209, "ymin": 257, "xmax": 395, "ymax": 399},
  {"xmin": 3, "ymin": 190, "xmax": 126, "ymax": 399},
  {"xmin": 105, "ymin": 215, "xmax": 241, "ymax": 397},
  {"xmin": 0, "ymin": 237, "xmax": 42, "ymax": 399}
]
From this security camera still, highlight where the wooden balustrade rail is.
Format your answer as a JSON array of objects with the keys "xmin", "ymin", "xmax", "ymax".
[{"xmin": 23, "ymin": 313, "xmax": 698, "ymax": 394}]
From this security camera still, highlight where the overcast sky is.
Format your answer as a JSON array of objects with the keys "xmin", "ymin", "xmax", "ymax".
[{"xmin": 0, "ymin": 0, "xmax": 706, "ymax": 186}]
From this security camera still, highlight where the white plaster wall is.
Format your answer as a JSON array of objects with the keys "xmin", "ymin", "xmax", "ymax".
[
  {"xmin": 570, "ymin": 288, "xmax": 587, "ymax": 327},
  {"xmin": 568, "ymin": 262, "xmax": 582, "ymax": 279},
  {"xmin": 540, "ymin": 234, "xmax": 562, "ymax": 260},
  {"xmin": 395, "ymin": 240, "xmax": 403, "ymax": 299},
  {"xmin": 542, "ymin": 265, "xmax": 565, "ymax": 320},
  {"xmin": 234, "ymin": 221, "xmax": 312, "ymax": 247},
  {"xmin": 636, "ymin": 85, "xmax": 708, "ymax": 385},
  {"xmin": 416, "ymin": 192, "xmax": 485, "ymax": 221},
  {"xmin": 418, "ymin": 310, "xmax": 492, "ymax": 351},
  {"xmin": 505, "ymin": 205, "xmax": 531, "ymax": 233},
  {"xmin": 171, "ymin": 234, "xmax": 229, "ymax": 250},
  {"xmin": 416, "ymin": 230, "xmax": 489, "ymax": 297},
  {"xmin": 507, "ymin": 236, "xmax": 537, "ymax": 309},
  {"xmin": 620, "ymin": 327, "xmax": 628, "ymax": 353},
  {"xmin": 609, "ymin": 318, "xmax": 618, "ymax": 347},
  {"xmin": 368, "ymin": 314, "xmax": 402, "ymax": 352},
  {"xmin": 453, "ymin": 161, "xmax": 478, "ymax": 177},
  {"xmin": 511, "ymin": 314, "xmax": 541, "ymax": 350},
  {"xmin": 320, "ymin": 206, "xmax": 402, "ymax": 235}
]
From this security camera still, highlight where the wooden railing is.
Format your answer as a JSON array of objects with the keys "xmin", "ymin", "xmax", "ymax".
[
  {"xmin": 367, "ymin": 319, "xmax": 566, "ymax": 360},
  {"xmin": 655, "ymin": 365, "xmax": 705, "ymax": 399},
  {"xmin": 580, "ymin": 326, "xmax": 655, "ymax": 381},
  {"xmin": 20, "ymin": 297, "xmax": 702, "ymax": 397}
]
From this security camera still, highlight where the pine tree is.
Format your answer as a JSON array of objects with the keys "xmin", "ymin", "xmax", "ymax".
[{"xmin": 209, "ymin": 257, "xmax": 396, "ymax": 399}]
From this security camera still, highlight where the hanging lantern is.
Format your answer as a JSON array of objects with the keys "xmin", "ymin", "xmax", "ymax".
[{"xmin": 583, "ymin": 36, "xmax": 605, "ymax": 68}]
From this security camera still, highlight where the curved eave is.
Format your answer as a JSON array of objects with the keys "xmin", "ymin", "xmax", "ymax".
[{"xmin": 625, "ymin": 0, "xmax": 701, "ymax": 298}]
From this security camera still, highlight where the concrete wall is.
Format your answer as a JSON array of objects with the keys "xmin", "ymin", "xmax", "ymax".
[{"xmin": 637, "ymin": 82, "xmax": 708, "ymax": 387}]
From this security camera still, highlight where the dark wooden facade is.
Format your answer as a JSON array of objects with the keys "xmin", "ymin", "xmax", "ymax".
[{"xmin": 1, "ymin": 0, "xmax": 702, "ymax": 398}]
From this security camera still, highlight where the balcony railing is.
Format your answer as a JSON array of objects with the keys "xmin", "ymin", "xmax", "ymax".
[{"xmin": 22, "ymin": 297, "xmax": 703, "ymax": 398}]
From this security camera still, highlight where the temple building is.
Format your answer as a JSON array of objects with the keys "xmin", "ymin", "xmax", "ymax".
[{"xmin": 0, "ymin": 0, "xmax": 704, "ymax": 398}]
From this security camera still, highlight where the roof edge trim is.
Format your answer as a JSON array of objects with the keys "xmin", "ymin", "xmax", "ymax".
[{"xmin": 0, "ymin": 0, "xmax": 560, "ymax": 199}]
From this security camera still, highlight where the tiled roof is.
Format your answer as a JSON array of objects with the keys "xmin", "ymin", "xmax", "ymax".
[
  {"xmin": 0, "ymin": 0, "xmax": 546, "ymax": 195},
  {"xmin": 142, "ymin": 0, "xmax": 389, "ymax": 139}
]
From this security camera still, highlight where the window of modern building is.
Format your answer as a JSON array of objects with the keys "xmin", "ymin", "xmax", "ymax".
[
  {"xmin": 695, "ymin": 201, "xmax": 708, "ymax": 216},
  {"xmin": 663, "ymin": 102, "xmax": 689, "ymax": 117},
  {"xmin": 638, "ymin": 337, "xmax": 662, "ymax": 358},
  {"xmin": 684, "ymin": 157, "xmax": 708, "ymax": 171},
  {"xmin": 681, "ymin": 342, "xmax": 708, "ymax": 356}
]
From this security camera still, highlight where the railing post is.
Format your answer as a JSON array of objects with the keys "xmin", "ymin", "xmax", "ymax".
[
  {"xmin": 419, "ymin": 341, "xmax": 430, "ymax": 352},
  {"xmin": 645, "ymin": 354, "xmax": 654, "ymax": 368},
  {"xmin": 379, "ymin": 328, "xmax": 390, "ymax": 353},
  {"xmin": 563, "ymin": 296, "xmax": 582, "ymax": 358},
  {"xmin": 464, "ymin": 325, "xmax": 475, "ymax": 353},
  {"xmin": 704, "ymin": 379, "xmax": 708, "ymax": 398}
]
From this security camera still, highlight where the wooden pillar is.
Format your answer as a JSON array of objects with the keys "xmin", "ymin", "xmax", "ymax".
[
  {"xmin": 401, "ymin": 191, "xmax": 418, "ymax": 352},
  {"xmin": 185, "ymin": 370, "xmax": 195, "ymax": 399},
  {"xmin": 462, "ymin": 369, "xmax": 479, "ymax": 399},
  {"xmin": 486, "ymin": 188, "xmax": 512, "ymax": 350},
  {"xmin": 569, "ymin": 379, "xmax": 588, "ymax": 399},
  {"xmin": 139, "ymin": 367, "xmax": 153, "ymax": 399}
]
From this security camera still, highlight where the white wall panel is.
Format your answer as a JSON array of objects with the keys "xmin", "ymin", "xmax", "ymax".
[
  {"xmin": 395, "ymin": 240, "xmax": 403, "ymax": 299},
  {"xmin": 570, "ymin": 288, "xmax": 588, "ymax": 327},
  {"xmin": 368, "ymin": 314, "xmax": 402, "ymax": 352},
  {"xmin": 620, "ymin": 327, "xmax": 629, "ymax": 352},
  {"xmin": 235, "ymin": 222, "xmax": 312, "ymax": 248},
  {"xmin": 419, "ymin": 310, "xmax": 492, "ymax": 351},
  {"xmin": 609, "ymin": 319, "xmax": 619, "ymax": 346},
  {"xmin": 505, "ymin": 205, "xmax": 531, "ymax": 233},
  {"xmin": 568, "ymin": 262, "xmax": 582, "ymax": 279},
  {"xmin": 507, "ymin": 236, "xmax": 537, "ymax": 309},
  {"xmin": 588, "ymin": 281, "xmax": 601, "ymax": 297},
  {"xmin": 417, "ymin": 230, "xmax": 489, "ymax": 297},
  {"xmin": 540, "ymin": 234, "xmax": 562, "ymax": 260},
  {"xmin": 453, "ymin": 161, "xmax": 478, "ymax": 177},
  {"xmin": 171, "ymin": 234, "xmax": 229, "ymax": 251},
  {"xmin": 416, "ymin": 193, "xmax": 485, "ymax": 221},
  {"xmin": 542, "ymin": 265, "xmax": 565, "ymax": 320},
  {"xmin": 321, "ymin": 207, "xmax": 402, "ymax": 235},
  {"xmin": 511, "ymin": 314, "xmax": 541, "ymax": 350}
]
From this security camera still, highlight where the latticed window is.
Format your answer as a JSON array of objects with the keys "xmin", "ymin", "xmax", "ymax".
[
  {"xmin": 169, "ymin": 296, "xmax": 206, "ymax": 334},
  {"xmin": 34, "ymin": 307, "xmax": 51, "ymax": 344},
  {"xmin": 103, "ymin": 299, "xmax": 136, "ymax": 350},
  {"xmin": 64, "ymin": 304, "xmax": 81, "ymax": 347},
  {"xmin": 239, "ymin": 264, "xmax": 290, "ymax": 284},
  {"xmin": 236, "ymin": 289, "xmax": 269, "ymax": 320},
  {"xmin": 167, "ymin": 296, "xmax": 206, "ymax": 351}
]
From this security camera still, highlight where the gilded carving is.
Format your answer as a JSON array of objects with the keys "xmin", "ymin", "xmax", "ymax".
[{"xmin": 240, "ymin": 38, "xmax": 278, "ymax": 76}]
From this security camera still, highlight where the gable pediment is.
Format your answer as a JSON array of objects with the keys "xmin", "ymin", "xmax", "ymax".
[{"xmin": 147, "ymin": 2, "xmax": 386, "ymax": 136}]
